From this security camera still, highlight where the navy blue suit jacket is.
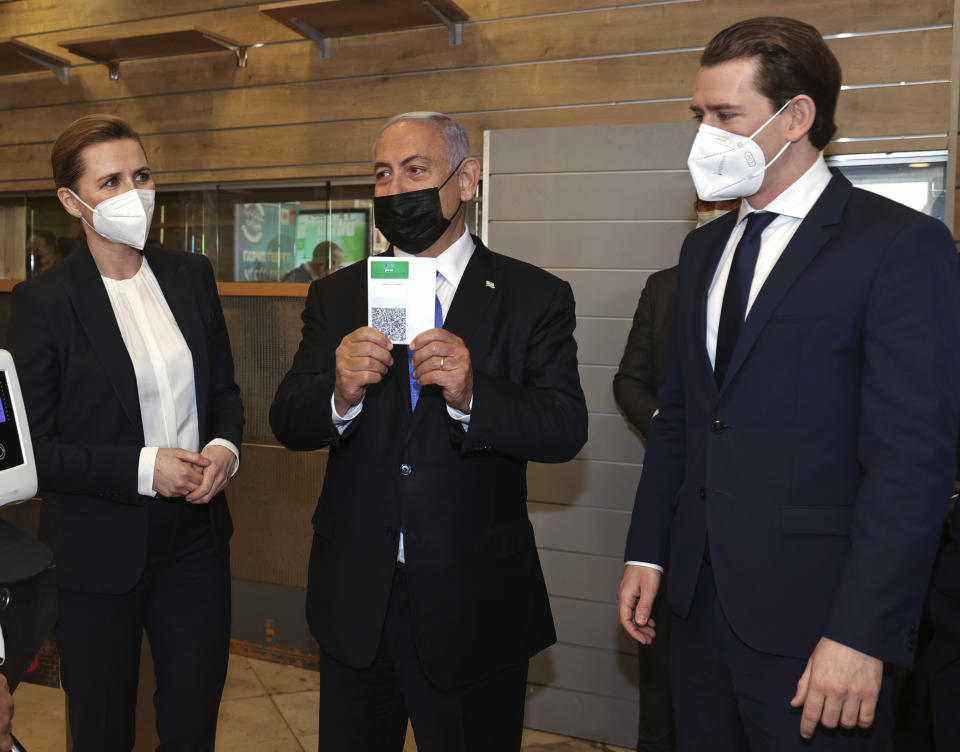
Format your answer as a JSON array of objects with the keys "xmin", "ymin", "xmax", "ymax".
[{"xmin": 625, "ymin": 170, "xmax": 960, "ymax": 668}]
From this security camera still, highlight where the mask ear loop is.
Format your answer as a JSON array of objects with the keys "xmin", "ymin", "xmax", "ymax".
[
  {"xmin": 438, "ymin": 157, "xmax": 467, "ymax": 190},
  {"xmin": 437, "ymin": 157, "xmax": 468, "ymax": 223},
  {"xmin": 746, "ymin": 98, "xmax": 795, "ymax": 179},
  {"xmin": 747, "ymin": 97, "xmax": 794, "ymax": 141},
  {"xmin": 65, "ymin": 188, "xmax": 99, "ymax": 234}
]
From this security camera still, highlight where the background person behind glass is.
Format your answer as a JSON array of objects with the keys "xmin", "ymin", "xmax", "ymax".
[
  {"xmin": 282, "ymin": 240, "xmax": 343, "ymax": 282},
  {"xmin": 26, "ymin": 230, "xmax": 56, "ymax": 277},
  {"xmin": 7, "ymin": 114, "xmax": 244, "ymax": 752}
]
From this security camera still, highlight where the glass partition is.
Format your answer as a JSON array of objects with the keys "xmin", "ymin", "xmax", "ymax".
[
  {"xmin": 10, "ymin": 178, "xmax": 482, "ymax": 285},
  {"xmin": 826, "ymin": 150, "xmax": 948, "ymax": 222}
]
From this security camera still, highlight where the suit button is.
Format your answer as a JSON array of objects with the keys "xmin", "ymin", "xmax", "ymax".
[
  {"xmin": 698, "ymin": 487, "xmax": 706, "ymax": 499},
  {"xmin": 400, "ymin": 464, "xmax": 412, "ymax": 476},
  {"xmin": 711, "ymin": 420, "xmax": 727, "ymax": 433}
]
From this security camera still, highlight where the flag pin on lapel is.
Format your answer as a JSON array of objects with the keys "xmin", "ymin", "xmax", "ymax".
[{"xmin": 485, "ymin": 280, "xmax": 495, "ymax": 289}]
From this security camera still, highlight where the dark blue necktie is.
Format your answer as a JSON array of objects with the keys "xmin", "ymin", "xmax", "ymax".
[
  {"xmin": 409, "ymin": 275, "xmax": 443, "ymax": 410},
  {"xmin": 714, "ymin": 211, "xmax": 777, "ymax": 387}
]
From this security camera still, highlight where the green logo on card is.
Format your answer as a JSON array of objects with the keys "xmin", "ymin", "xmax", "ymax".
[{"xmin": 370, "ymin": 260, "xmax": 409, "ymax": 279}]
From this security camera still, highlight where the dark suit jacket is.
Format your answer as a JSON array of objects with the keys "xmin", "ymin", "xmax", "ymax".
[
  {"xmin": 7, "ymin": 239, "xmax": 243, "ymax": 595},
  {"xmin": 270, "ymin": 236, "xmax": 587, "ymax": 689},
  {"xmin": 625, "ymin": 170, "xmax": 960, "ymax": 669},
  {"xmin": 614, "ymin": 266, "xmax": 678, "ymax": 439}
]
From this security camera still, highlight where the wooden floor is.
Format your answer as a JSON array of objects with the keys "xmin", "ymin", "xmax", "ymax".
[{"xmin": 11, "ymin": 654, "xmax": 634, "ymax": 752}]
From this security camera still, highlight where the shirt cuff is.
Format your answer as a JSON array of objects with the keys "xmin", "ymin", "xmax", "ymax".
[
  {"xmin": 205, "ymin": 439, "xmax": 240, "ymax": 477},
  {"xmin": 445, "ymin": 394, "xmax": 473, "ymax": 429},
  {"xmin": 626, "ymin": 560, "xmax": 664, "ymax": 573},
  {"xmin": 138, "ymin": 447, "xmax": 160, "ymax": 497},
  {"xmin": 331, "ymin": 393, "xmax": 363, "ymax": 435}
]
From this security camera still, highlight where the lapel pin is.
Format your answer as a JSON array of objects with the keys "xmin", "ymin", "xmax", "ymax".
[{"xmin": 485, "ymin": 280, "xmax": 496, "ymax": 289}]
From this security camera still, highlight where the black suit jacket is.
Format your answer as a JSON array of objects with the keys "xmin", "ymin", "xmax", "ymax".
[
  {"xmin": 613, "ymin": 266, "xmax": 678, "ymax": 439},
  {"xmin": 270, "ymin": 237, "xmax": 587, "ymax": 689},
  {"xmin": 7, "ymin": 239, "xmax": 243, "ymax": 594}
]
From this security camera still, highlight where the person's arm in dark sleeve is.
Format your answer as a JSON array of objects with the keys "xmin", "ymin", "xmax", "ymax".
[
  {"xmin": 7, "ymin": 283, "xmax": 140, "ymax": 500},
  {"xmin": 614, "ymin": 279, "xmax": 658, "ymax": 439},
  {"xmin": 462, "ymin": 280, "xmax": 587, "ymax": 464},
  {"xmin": 824, "ymin": 216, "xmax": 960, "ymax": 668},
  {"xmin": 270, "ymin": 279, "xmax": 340, "ymax": 452}
]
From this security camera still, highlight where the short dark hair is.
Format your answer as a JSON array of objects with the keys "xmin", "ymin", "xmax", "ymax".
[
  {"xmin": 701, "ymin": 17, "xmax": 841, "ymax": 151},
  {"xmin": 29, "ymin": 230, "xmax": 56, "ymax": 248},
  {"xmin": 311, "ymin": 240, "xmax": 342, "ymax": 262},
  {"xmin": 51, "ymin": 114, "xmax": 146, "ymax": 190}
]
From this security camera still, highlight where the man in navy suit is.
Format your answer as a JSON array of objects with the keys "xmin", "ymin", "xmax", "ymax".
[{"xmin": 617, "ymin": 17, "xmax": 960, "ymax": 750}]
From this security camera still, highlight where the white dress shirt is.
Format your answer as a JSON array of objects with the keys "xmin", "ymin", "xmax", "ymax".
[
  {"xmin": 706, "ymin": 156, "xmax": 833, "ymax": 365},
  {"xmin": 628, "ymin": 156, "xmax": 833, "ymax": 572},
  {"xmin": 101, "ymin": 257, "xmax": 239, "ymax": 497}
]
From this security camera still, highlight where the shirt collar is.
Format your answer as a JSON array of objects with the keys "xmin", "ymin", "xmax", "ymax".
[
  {"xmin": 395, "ymin": 228, "xmax": 475, "ymax": 289},
  {"xmin": 738, "ymin": 154, "xmax": 832, "ymax": 223}
]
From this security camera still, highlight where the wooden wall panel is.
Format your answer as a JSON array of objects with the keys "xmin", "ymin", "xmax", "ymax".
[
  {"xmin": 3, "ymin": 0, "xmax": 951, "ymax": 65},
  {"xmin": 0, "ymin": 83, "xmax": 945, "ymax": 191},
  {"xmin": 2, "ymin": 8, "xmax": 948, "ymax": 112},
  {"xmin": 0, "ymin": 0, "xmax": 953, "ymax": 193}
]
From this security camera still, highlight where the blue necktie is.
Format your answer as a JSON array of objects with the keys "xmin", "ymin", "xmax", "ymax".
[
  {"xmin": 409, "ymin": 275, "xmax": 443, "ymax": 410},
  {"xmin": 714, "ymin": 211, "xmax": 777, "ymax": 387}
]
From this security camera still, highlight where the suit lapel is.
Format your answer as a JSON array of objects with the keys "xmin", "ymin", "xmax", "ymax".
[
  {"xmin": 442, "ymin": 239, "xmax": 501, "ymax": 345},
  {"xmin": 61, "ymin": 241, "xmax": 143, "ymax": 438},
  {"xmin": 719, "ymin": 172, "xmax": 852, "ymax": 393},
  {"xmin": 145, "ymin": 247, "xmax": 210, "ymax": 437}
]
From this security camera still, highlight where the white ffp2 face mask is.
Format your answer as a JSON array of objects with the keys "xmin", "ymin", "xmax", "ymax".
[
  {"xmin": 68, "ymin": 188, "xmax": 156, "ymax": 250},
  {"xmin": 686, "ymin": 100, "xmax": 793, "ymax": 201}
]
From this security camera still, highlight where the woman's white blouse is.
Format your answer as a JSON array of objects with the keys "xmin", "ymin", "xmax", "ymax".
[{"xmin": 101, "ymin": 257, "xmax": 237, "ymax": 496}]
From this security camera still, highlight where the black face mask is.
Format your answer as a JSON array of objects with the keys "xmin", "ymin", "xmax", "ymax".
[{"xmin": 373, "ymin": 159, "xmax": 465, "ymax": 254}]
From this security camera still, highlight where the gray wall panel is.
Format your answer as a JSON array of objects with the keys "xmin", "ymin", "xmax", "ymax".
[
  {"xmin": 487, "ymin": 122, "xmax": 692, "ymax": 746},
  {"xmin": 524, "ymin": 685, "xmax": 637, "ymax": 751},
  {"xmin": 550, "ymin": 269, "xmax": 651, "ymax": 318},
  {"xmin": 529, "ymin": 643, "xmax": 638, "ymax": 699},
  {"xmin": 573, "ymin": 317, "xmax": 632, "ymax": 366},
  {"xmin": 579, "ymin": 364, "xmax": 618, "ymax": 414},
  {"xmin": 530, "ymin": 501, "xmax": 631, "ymax": 557},
  {"xmin": 538, "ymin": 549, "xmax": 626, "ymax": 603},
  {"xmin": 577, "ymin": 413, "xmax": 645, "ymax": 464},
  {"xmin": 488, "ymin": 219, "xmax": 688, "ymax": 270},
  {"xmin": 491, "ymin": 172, "xmax": 695, "ymax": 221},
  {"xmin": 528, "ymin": 459, "xmax": 641, "ymax": 510},
  {"xmin": 550, "ymin": 596, "xmax": 638, "ymax": 656},
  {"xmin": 487, "ymin": 123, "xmax": 697, "ymax": 173}
]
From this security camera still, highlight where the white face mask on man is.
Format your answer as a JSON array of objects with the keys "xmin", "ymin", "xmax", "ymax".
[
  {"xmin": 686, "ymin": 99, "xmax": 793, "ymax": 201},
  {"xmin": 68, "ymin": 188, "xmax": 156, "ymax": 250}
]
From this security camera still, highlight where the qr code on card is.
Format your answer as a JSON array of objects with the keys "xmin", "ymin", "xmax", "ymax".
[{"xmin": 371, "ymin": 306, "xmax": 406, "ymax": 342}]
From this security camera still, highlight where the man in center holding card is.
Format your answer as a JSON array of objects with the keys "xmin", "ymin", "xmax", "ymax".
[{"xmin": 271, "ymin": 112, "xmax": 588, "ymax": 752}]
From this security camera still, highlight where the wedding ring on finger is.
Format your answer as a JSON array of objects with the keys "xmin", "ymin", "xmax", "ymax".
[{"xmin": 440, "ymin": 357, "xmax": 446, "ymax": 370}]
